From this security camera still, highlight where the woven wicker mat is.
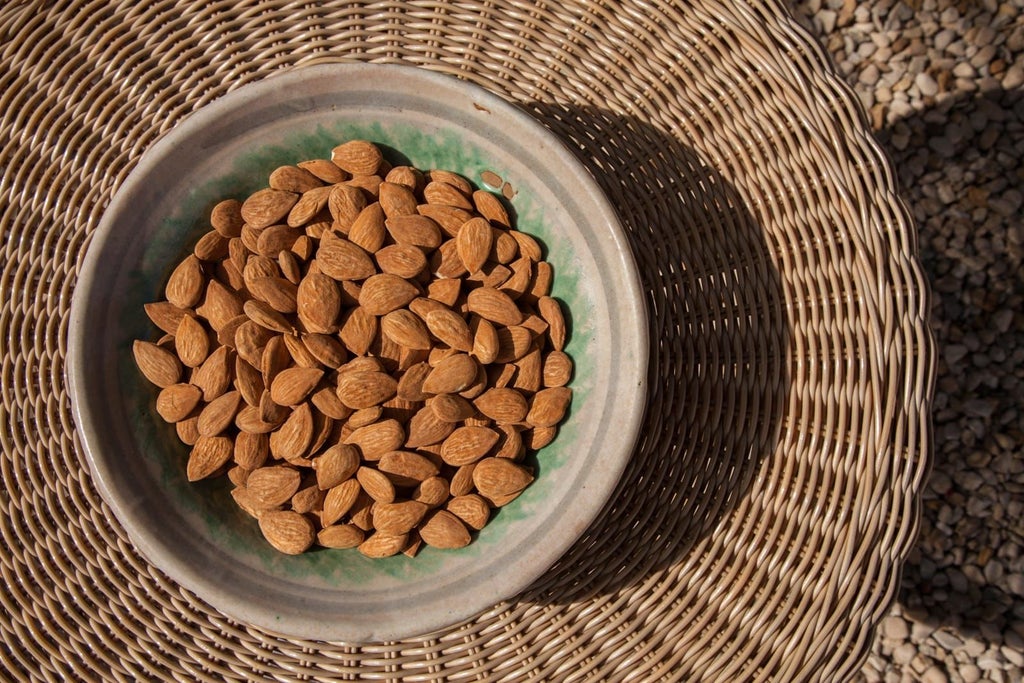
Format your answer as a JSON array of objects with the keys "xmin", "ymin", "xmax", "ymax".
[{"xmin": 0, "ymin": 0, "xmax": 934, "ymax": 680}]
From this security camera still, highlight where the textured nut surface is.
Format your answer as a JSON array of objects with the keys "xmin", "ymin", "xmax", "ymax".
[{"xmin": 134, "ymin": 140, "xmax": 572, "ymax": 557}]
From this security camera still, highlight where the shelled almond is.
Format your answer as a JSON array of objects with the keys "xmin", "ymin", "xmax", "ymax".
[{"xmin": 135, "ymin": 140, "xmax": 573, "ymax": 557}]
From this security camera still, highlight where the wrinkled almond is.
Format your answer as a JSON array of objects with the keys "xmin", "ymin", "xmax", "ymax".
[
  {"xmin": 133, "ymin": 340, "xmax": 182, "ymax": 388},
  {"xmin": 187, "ymin": 435, "xmax": 234, "ymax": 481},
  {"xmin": 259, "ymin": 510, "xmax": 314, "ymax": 555},
  {"xmin": 418, "ymin": 510, "xmax": 470, "ymax": 549}
]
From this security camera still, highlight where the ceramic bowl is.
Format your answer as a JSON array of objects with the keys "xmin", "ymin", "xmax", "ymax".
[{"xmin": 68, "ymin": 64, "xmax": 647, "ymax": 641}]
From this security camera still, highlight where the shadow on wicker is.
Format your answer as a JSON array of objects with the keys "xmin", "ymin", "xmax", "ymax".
[{"xmin": 515, "ymin": 104, "xmax": 790, "ymax": 604}]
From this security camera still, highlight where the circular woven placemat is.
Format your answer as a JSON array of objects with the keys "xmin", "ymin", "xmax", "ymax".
[{"xmin": 0, "ymin": 1, "xmax": 934, "ymax": 680}]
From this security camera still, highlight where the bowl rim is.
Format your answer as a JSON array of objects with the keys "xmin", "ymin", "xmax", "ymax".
[{"xmin": 67, "ymin": 62, "xmax": 649, "ymax": 640}]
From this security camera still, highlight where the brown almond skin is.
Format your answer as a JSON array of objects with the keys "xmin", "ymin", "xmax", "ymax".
[
  {"xmin": 133, "ymin": 340, "xmax": 182, "ymax": 388},
  {"xmin": 418, "ymin": 510, "xmax": 471, "ymax": 549},
  {"xmin": 259, "ymin": 510, "xmax": 315, "ymax": 555},
  {"xmin": 527, "ymin": 387, "xmax": 572, "ymax": 428},
  {"xmin": 155, "ymin": 384, "xmax": 202, "ymax": 423}
]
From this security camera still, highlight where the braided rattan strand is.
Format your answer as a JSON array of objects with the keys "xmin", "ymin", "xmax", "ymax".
[{"xmin": 0, "ymin": 0, "xmax": 933, "ymax": 680}]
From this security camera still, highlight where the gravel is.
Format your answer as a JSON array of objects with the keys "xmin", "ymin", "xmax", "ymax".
[{"xmin": 792, "ymin": 0, "xmax": 1024, "ymax": 680}]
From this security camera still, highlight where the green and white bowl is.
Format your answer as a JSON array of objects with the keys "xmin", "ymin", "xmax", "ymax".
[{"xmin": 68, "ymin": 64, "xmax": 647, "ymax": 641}]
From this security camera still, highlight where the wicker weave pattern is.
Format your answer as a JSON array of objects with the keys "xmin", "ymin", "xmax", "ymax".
[{"xmin": 0, "ymin": 1, "xmax": 933, "ymax": 680}]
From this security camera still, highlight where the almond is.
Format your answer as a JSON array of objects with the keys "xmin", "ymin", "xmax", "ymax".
[
  {"xmin": 249, "ymin": 276, "xmax": 298, "ymax": 313},
  {"xmin": 471, "ymin": 318, "xmax": 499, "ymax": 364},
  {"xmin": 317, "ymin": 523, "xmax": 365, "ymax": 549},
  {"xmin": 348, "ymin": 405, "xmax": 384, "ymax": 429},
  {"xmin": 424, "ymin": 309, "xmax": 473, "ymax": 351},
  {"xmin": 210, "ymin": 199, "xmax": 244, "ymax": 237},
  {"xmin": 440, "ymin": 426, "xmax": 500, "ymax": 466},
  {"xmin": 423, "ymin": 181, "xmax": 473, "ymax": 210},
  {"xmin": 155, "ymin": 383, "xmax": 202, "ymax": 423},
  {"xmin": 235, "ymin": 404, "xmax": 281, "ymax": 434},
  {"xmin": 259, "ymin": 510, "xmax": 314, "ymax": 554},
  {"xmin": 358, "ymin": 533, "xmax": 408, "ymax": 558},
  {"xmin": 418, "ymin": 510, "xmax": 471, "ymax": 549},
  {"xmin": 538, "ymin": 296, "xmax": 567, "ymax": 351},
  {"xmin": 198, "ymin": 279, "xmax": 244, "ymax": 331},
  {"xmin": 375, "ymin": 244, "xmax": 428, "ymax": 279},
  {"xmin": 256, "ymin": 224, "xmax": 303, "ymax": 258},
  {"xmin": 378, "ymin": 181, "xmax": 418, "ymax": 217},
  {"xmin": 473, "ymin": 388, "xmax": 528, "ymax": 423},
  {"xmin": 234, "ymin": 431, "xmax": 269, "ymax": 470},
  {"xmin": 359, "ymin": 273, "xmax": 419, "ymax": 315},
  {"xmin": 429, "ymin": 393, "xmax": 476, "ymax": 423},
  {"xmin": 377, "ymin": 451, "xmax": 441, "ymax": 487},
  {"xmin": 421, "ymin": 353, "xmax": 478, "ymax": 394},
  {"xmin": 466, "ymin": 287, "xmax": 522, "ymax": 326},
  {"xmin": 133, "ymin": 340, "xmax": 182, "ymax": 388},
  {"xmin": 385, "ymin": 215, "xmax": 443, "ymax": 249},
  {"xmin": 327, "ymin": 183, "xmax": 367, "ymax": 231},
  {"xmin": 472, "ymin": 190, "xmax": 510, "ymax": 226},
  {"xmin": 311, "ymin": 386, "xmax": 351, "ymax": 420},
  {"xmin": 278, "ymin": 250, "xmax": 303, "ymax": 284},
  {"xmin": 472, "ymin": 457, "xmax": 533, "ymax": 498},
  {"xmin": 449, "ymin": 463, "xmax": 477, "ymax": 497},
  {"xmin": 339, "ymin": 306, "xmax": 378, "ymax": 356},
  {"xmin": 446, "ymin": 494, "xmax": 490, "ymax": 530},
  {"xmin": 331, "ymin": 140, "xmax": 383, "ymax": 176},
  {"xmin": 165, "ymin": 255, "xmax": 205, "ymax": 308},
  {"xmin": 336, "ymin": 371, "xmax": 398, "ymax": 409},
  {"xmin": 381, "ymin": 309, "xmax": 431, "ymax": 350},
  {"xmin": 513, "ymin": 348, "xmax": 543, "ymax": 393},
  {"xmin": 269, "ymin": 403, "xmax": 314, "ymax": 461},
  {"xmin": 494, "ymin": 326, "xmax": 533, "ymax": 363},
  {"xmin": 247, "ymin": 465, "xmax": 302, "ymax": 508},
  {"xmin": 396, "ymin": 361, "xmax": 431, "ymax": 401},
  {"xmin": 500, "ymin": 257, "xmax": 532, "ymax": 299},
  {"xmin": 456, "ymin": 217, "xmax": 493, "ymax": 273},
  {"xmin": 494, "ymin": 425, "xmax": 524, "ymax": 460},
  {"xmin": 302, "ymin": 333, "xmax": 347, "ymax": 368},
  {"xmin": 172, "ymin": 315, "xmax": 208, "ymax": 368},
  {"xmin": 244, "ymin": 299, "xmax": 294, "ymax": 334},
  {"xmin": 426, "ymin": 278, "xmax": 462, "ymax": 306},
  {"xmin": 511, "ymin": 230, "xmax": 543, "ymax": 261},
  {"xmin": 405, "ymin": 405, "xmax": 456, "ymax": 448},
  {"xmin": 527, "ymin": 387, "xmax": 572, "ymax": 428},
  {"xmin": 312, "ymin": 443, "xmax": 361, "ymax": 490},
  {"xmin": 269, "ymin": 165, "xmax": 323, "ymax": 193},
  {"xmin": 321, "ymin": 478, "xmax": 362, "ymax": 526},
  {"xmin": 291, "ymin": 484, "xmax": 325, "ymax": 514},
  {"xmin": 356, "ymin": 466, "xmax": 396, "ymax": 503},
  {"xmin": 283, "ymin": 333, "xmax": 320, "ymax": 369},
  {"xmin": 197, "ymin": 390, "xmax": 241, "ymax": 437},
  {"xmin": 413, "ymin": 476, "xmax": 450, "ymax": 507},
  {"xmin": 145, "ymin": 301, "xmax": 189, "ymax": 336},
  {"xmin": 385, "ymin": 165, "xmax": 424, "ymax": 191},
  {"xmin": 344, "ymin": 418, "xmax": 405, "ymax": 460},
  {"xmin": 267, "ymin": 366, "xmax": 322, "ymax": 406},
  {"xmin": 197, "ymin": 234, "xmax": 230, "ymax": 263},
  {"xmin": 373, "ymin": 500, "xmax": 428, "ymax": 534},
  {"xmin": 298, "ymin": 158, "xmax": 348, "ymax": 184},
  {"xmin": 241, "ymin": 188, "xmax": 299, "ymax": 229},
  {"xmin": 187, "ymin": 435, "xmax": 234, "ymax": 481},
  {"xmin": 433, "ymin": 239, "xmax": 468, "ymax": 278},
  {"xmin": 417, "ymin": 204, "xmax": 474, "ymax": 237},
  {"xmin": 524, "ymin": 260, "xmax": 553, "ymax": 303},
  {"xmin": 316, "ymin": 233, "xmax": 376, "ymax": 281},
  {"xmin": 234, "ymin": 319, "xmax": 274, "ymax": 367},
  {"xmin": 234, "ymin": 357, "xmax": 264, "ymax": 406},
  {"xmin": 524, "ymin": 425, "xmax": 558, "ymax": 449},
  {"xmin": 176, "ymin": 416, "xmax": 200, "ymax": 445},
  {"xmin": 348, "ymin": 202, "xmax": 387, "ymax": 252}
]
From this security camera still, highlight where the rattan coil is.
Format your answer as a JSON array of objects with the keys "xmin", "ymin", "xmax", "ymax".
[{"xmin": 0, "ymin": 0, "xmax": 934, "ymax": 681}]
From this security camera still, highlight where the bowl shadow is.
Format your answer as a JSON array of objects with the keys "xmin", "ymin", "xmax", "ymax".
[{"xmin": 514, "ymin": 104, "xmax": 791, "ymax": 605}]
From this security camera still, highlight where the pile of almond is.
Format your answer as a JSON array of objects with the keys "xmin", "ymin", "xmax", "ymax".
[{"xmin": 133, "ymin": 140, "xmax": 573, "ymax": 557}]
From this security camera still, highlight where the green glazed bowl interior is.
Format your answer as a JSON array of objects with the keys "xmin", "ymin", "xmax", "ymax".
[{"xmin": 68, "ymin": 64, "xmax": 647, "ymax": 641}]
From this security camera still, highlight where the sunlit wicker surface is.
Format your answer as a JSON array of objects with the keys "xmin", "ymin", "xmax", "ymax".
[{"xmin": 0, "ymin": 1, "xmax": 933, "ymax": 680}]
